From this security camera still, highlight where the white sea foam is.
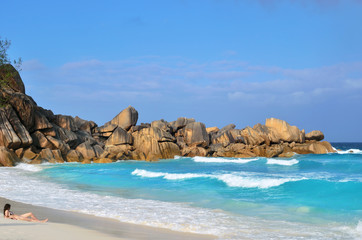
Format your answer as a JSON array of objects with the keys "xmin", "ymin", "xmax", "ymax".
[
  {"xmin": 335, "ymin": 148, "xmax": 362, "ymax": 154},
  {"xmin": 266, "ymin": 159, "xmax": 299, "ymax": 166},
  {"xmin": 14, "ymin": 163, "xmax": 44, "ymax": 172},
  {"xmin": 193, "ymin": 156, "xmax": 259, "ymax": 164},
  {"xmin": 132, "ymin": 169, "xmax": 208, "ymax": 180},
  {"xmin": 132, "ymin": 169, "xmax": 303, "ymax": 189},
  {"xmin": 216, "ymin": 174, "xmax": 301, "ymax": 189},
  {"xmin": 0, "ymin": 165, "xmax": 357, "ymax": 240}
]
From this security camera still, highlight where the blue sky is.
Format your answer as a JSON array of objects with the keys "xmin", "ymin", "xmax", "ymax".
[{"xmin": 2, "ymin": 0, "xmax": 362, "ymax": 141}]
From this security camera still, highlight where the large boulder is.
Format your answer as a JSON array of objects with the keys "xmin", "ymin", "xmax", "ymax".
[
  {"xmin": 46, "ymin": 136, "xmax": 70, "ymax": 155},
  {"xmin": 183, "ymin": 122, "xmax": 209, "ymax": 147},
  {"xmin": 2, "ymin": 89, "xmax": 37, "ymax": 130},
  {"xmin": 292, "ymin": 141, "xmax": 335, "ymax": 154},
  {"xmin": 305, "ymin": 130, "xmax": 324, "ymax": 141},
  {"xmin": 151, "ymin": 119, "xmax": 172, "ymax": 132},
  {"xmin": 206, "ymin": 127, "xmax": 219, "ymax": 134},
  {"xmin": 0, "ymin": 64, "xmax": 25, "ymax": 94},
  {"xmin": 32, "ymin": 110, "xmax": 53, "ymax": 131},
  {"xmin": 31, "ymin": 131, "xmax": 54, "ymax": 149},
  {"xmin": 240, "ymin": 127, "xmax": 265, "ymax": 146},
  {"xmin": 74, "ymin": 116, "xmax": 97, "ymax": 134},
  {"xmin": 106, "ymin": 106, "xmax": 138, "ymax": 130},
  {"xmin": 212, "ymin": 130, "xmax": 235, "ymax": 147},
  {"xmin": 173, "ymin": 117, "xmax": 195, "ymax": 130},
  {"xmin": 3, "ymin": 106, "xmax": 32, "ymax": 148},
  {"xmin": 219, "ymin": 124, "xmax": 236, "ymax": 133},
  {"xmin": 66, "ymin": 150, "xmax": 84, "ymax": 162},
  {"xmin": 54, "ymin": 115, "xmax": 78, "ymax": 132},
  {"xmin": 0, "ymin": 108, "xmax": 21, "ymax": 149},
  {"xmin": 105, "ymin": 127, "xmax": 133, "ymax": 146},
  {"xmin": 132, "ymin": 127, "xmax": 178, "ymax": 161},
  {"xmin": 75, "ymin": 142, "xmax": 96, "ymax": 160},
  {"xmin": 0, "ymin": 146, "xmax": 21, "ymax": 166},
  {"xmin": 265, "ymin": 118, "xmax": 304, "ymax": 143},
  {"xmin": 53, "ymin": 125, "xmax": 79, "ymax": 149}
]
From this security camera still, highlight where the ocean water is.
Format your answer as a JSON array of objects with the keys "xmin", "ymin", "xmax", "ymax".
[{"xmin": 0, "ymin": 143, "xmax": 361, "ymax": 239}]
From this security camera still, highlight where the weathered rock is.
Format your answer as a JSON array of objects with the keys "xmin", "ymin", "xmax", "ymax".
[
  {"xmin": 206, "ymin": 127, "xmax": 219, "ymax": 134},
  {"xmin": 0, "ymin": 64, "xmax": 25, "ymax": 93},
  {"xmin": 76, "ymin": 130, "xmax": 98, "ymax": 146},
  {"xmin": 174, "ymin": 117, "xmax": 195, "ymax": 130},
  {"xmin": 159, "ymin": 142, "xmax": 181, "ymax": 159},
  {"xmin": 182, "ymin": 146, "xmax": 208, "ymax": 157},
  {"xmin": 212, "ymin": 130, "xmax": 235, "ymax": 147},
  {"xmin": 265, "ymin": 145, "xmax": 284, "ymax": 158},
  {"xmin": 151, "ymin": 119, "xmax": 172, "ymax": 132},
  {"xmin": 31, "ymin": 131, "xmax": 54, "ymax": 149},
  {"xmin": 95, "ymin": 124, "xmax": 118, "ymax": 134},
  {"xmin": 74, "ymin": 116, "xmax": 97, "ymax": 134},
  {"xmin": 305, "ymin": 130, "xmax": 324, "ymax": 141},
  {"xmin": 93, "ymin": 158, "xmax": 113, "ymax": 163},
  {"xmin": 265, "ymin": 118, "xmax": 304, "ymax": 143},
  {"xmin": 93, "ymin": 144, "xmax": 104, "ymax": 158},
  {"xmin": 53, "ymin": 125, "xmax": 79, "ymax": 149},
  {"xmin": 32, "ymin": 110, "xmax": 52, "ymax": 131},
  {"xmin": 46, "ymin": 136, "xmax": 70, "ymax": 155},
  {"xmin": 66, "ymin": 150, "xmax": 84, "ymax": 162},
  {"xmin": 22, "ymin": 147, "xmax": 38, "ymax": 160},
  {"xmin": 105, "ymin": 127, "xmax": 133, "ymax": 146},
  {"xmin": 229, "ymin": 129, "xmax": 245, "ymax": 143},
  {"xmin": 75, "ymin": 142, "xmax": 96, "ymax": 160},
  {"xmin": 106, "ymin": 106, "xmax": 138, "ymax": 130},
  {"xmin": 220, "ymin": 124, "xmax": 236, "ymax": 133},
  {"xmin": 51, "ymin": 149, "xmax": 64, "ymax": 163},
  {"xmin": 241, "ymin": 127, "xmax": 265, "ymax": 146},
  {"xmin": 39, "ymin": 148, "xmax": 54, "ymax": 162},
  {"xmin": 0, "ymin": 146, "xmax": 20, "ymax": 166},
  {"xmin": 184, "ymin": 122, "xmax": 209, "ymax": 147},
  {"xmin": 41, "ymin": 127, "xmax": 57, "ymax": 137},
  {"xmin": 103, "ymin": 145, "xmax": 133, "ymax": 160},
  {"xmin": 176, "ymin": 136, "xmax": 187, "ymax": 149},
  {"xmin": 3, "ymin": 106, "xmax": 32, "ymax": 148},
  {"xmin": 3, "ymin": 90, "xmax": 37, "ymax": 130},
  {"xmin": 15, "ymin": 148, "xmax": 24, "ymax": 158},
  {"xmin": 54, "ymin": 115, "xmax": 78, "ymax": 132},
  {"xmin": 292, "ymin": 141, "xmax": 335, "ymax": 154},
  {"xmin": 0, "ymin": 108, "xmax": 21, "ymax": 149},
  {"xmin": 37, "ymin": 107, "xmax": 55, "ymax": 122},
  {"xmin": 133, "ymin": 127, "xmax": 175, "ymax": 143}
]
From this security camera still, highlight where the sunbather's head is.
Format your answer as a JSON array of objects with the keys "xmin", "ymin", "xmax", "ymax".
[{"xmin": 3, "ymin": 203, "xmax": 11, "ymax": 216}]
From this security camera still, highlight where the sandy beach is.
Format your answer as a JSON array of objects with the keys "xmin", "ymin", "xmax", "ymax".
[{"xmin": 0, "ymin": 197, "xmax": 216, "ymax": 240}]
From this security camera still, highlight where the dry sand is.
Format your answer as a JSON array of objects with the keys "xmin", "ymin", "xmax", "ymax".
[{"xmin": 0, "ymin": 197, "xmax": 216, "ymax": 240}]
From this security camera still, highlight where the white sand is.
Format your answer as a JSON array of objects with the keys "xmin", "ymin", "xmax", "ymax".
[{"xmin": 0, "ymin": 197, "xmax": 216, "ymax": 240}]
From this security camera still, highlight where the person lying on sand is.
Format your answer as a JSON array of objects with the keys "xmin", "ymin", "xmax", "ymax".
[{"xmin": 3, "ymin": 203, "xmax": 48, "ymax": 223}]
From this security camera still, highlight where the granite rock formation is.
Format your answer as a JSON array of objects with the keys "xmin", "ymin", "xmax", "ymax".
[{"xmin": 0, "ymin": 65, "xmax": 336, "ymax": 166}]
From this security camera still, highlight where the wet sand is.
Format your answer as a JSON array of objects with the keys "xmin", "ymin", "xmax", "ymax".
[{"xmin": 0, "ymin": 197, "xmax": 216, "ymax": 240}]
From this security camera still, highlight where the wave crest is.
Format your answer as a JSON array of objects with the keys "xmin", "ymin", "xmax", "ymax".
[
  {"xmin": 193, "ymin": 156, "xmax": 259, "ymax": 164},
  {"xmin": 266, "ymin": 159, "xmax": 299, "ymax": 166}
]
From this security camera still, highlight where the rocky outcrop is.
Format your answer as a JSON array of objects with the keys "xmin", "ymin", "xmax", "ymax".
[
  {"xmin": 305, "ymin": 130, "xmax": 324, "ymax": 141},
  {"xmin": 106, "ymin": 106, "xmax": 138, "ymax": 130},
  {"xmin": 0, "ymin": 65, "xmax": 337, "ymax": 166},
  {"xmin": 0, "ymin": 146, "xmax": 20, "ymax": 166}
]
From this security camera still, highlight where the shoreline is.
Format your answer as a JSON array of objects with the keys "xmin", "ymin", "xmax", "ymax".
[{"xmin": 0, "ymin": 197, "xmax": 216, "ymax": 240}]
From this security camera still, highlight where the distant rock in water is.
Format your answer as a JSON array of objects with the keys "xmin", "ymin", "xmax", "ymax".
[{"xmin": 0, "ymin": 64, "xmax": 336, "ymax": 166}]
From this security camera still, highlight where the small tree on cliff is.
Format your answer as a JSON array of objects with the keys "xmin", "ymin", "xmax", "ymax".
[
  {"xmin": 0, "ymin": 37, "xmax": 22, "ymax": 69},
  {"xmin": 0, "ymin": 37, "xmax": 23, "ymax": 106}
]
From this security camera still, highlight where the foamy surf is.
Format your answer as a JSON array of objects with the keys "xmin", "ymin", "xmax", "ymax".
[
  {"xmin": 193, "ymin": 156, "xmax": 259, "ymax": 164},
  {"xmin": 14, "ymin": 163, "xmax": 44, "ymax": 172},
  {"xmin": 132, "ymin": 169, "xmax": 303, "ymax": 189},
  {"xmin": 266, "ymin": 159, "xmax": 299, "ymax": 166},
  {"xmin": 335, "ymin": 148, "xmax": 362, "ymax": 154}
]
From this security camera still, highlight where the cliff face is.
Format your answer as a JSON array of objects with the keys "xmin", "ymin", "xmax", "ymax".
[{"xmin": 0, "ymin": 66, "xmax": 335, "ymax": 166}]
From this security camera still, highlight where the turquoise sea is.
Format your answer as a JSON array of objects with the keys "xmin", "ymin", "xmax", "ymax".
[{"xmin": 0, "ymin": 143, "xmax": 361, "ymax": 239}]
